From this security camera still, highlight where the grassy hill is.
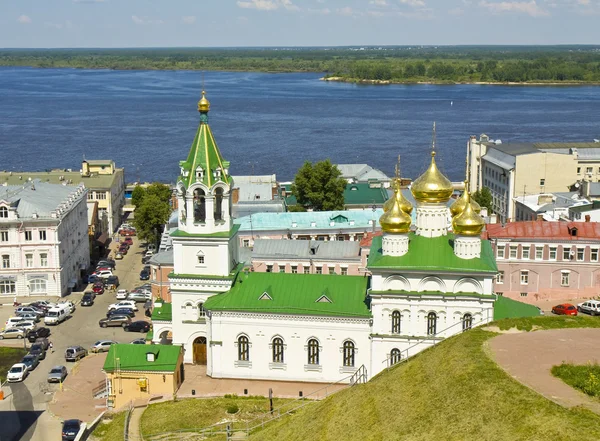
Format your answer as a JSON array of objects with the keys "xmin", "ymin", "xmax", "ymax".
[{"xmin": 249, "ymin": 318, "xmax": 600, "ymax": 441}]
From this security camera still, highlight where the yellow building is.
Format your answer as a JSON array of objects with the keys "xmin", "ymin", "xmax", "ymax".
[{"xmin": 103, "ymin": 344, "xmax": 184, "ymax": 410}]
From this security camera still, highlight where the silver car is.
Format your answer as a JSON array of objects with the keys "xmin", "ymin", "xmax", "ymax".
[
  {"xmin": 0, "ymin": 328, "xmax": 26, "ymax": 339},
  {"xmin": 47, "ymin": 365, "xmax": 67, "ymax": 383}
]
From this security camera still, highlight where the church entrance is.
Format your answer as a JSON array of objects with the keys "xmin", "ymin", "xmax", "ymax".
[{"xmin": 193, "ymin": 337, "xmax": 207, "ymax": 365}]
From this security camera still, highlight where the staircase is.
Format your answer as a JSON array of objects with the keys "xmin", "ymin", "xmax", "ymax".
[{"xmin": 92, "ymin": 380, "xmax": 108, "ymax": 399}]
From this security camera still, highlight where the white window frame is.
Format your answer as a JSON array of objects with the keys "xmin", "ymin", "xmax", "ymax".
[
  {"xmin": 535, "ymin": 247, "xmax": 543, "ymax": 260},
  {"xmin": 0, "ymin": 231, "xmax": 8, "ymax": 242},
  {"xmin": 577, "ymin": 247, "xmax": 585, "ymax": 262},
  {"xmin": 522, "ymin": 246, "xmax": 530, "ymax": 260},
  {"xmin": 496, "ymin": 271, "xmax": 504, "ymax": 284},
  {"xmin": 24, "ymin": 230, "xmax": 32, "ymax": 241},
  {"xmin": 29, "ymin": 278, "xmax": 47, "ymax": 294},
  {"xmin": 592, "ymin": 248, "xmax": 599, "ymax": 262},
  {"xmin": 496, "ymin": 246, "xmax": 505, "ymax": 259},
  {"xmin": 39, "ymin": 230, "xmax": 47, "ymax": 241},
  {"xmin": 40, "ymin": 253, "xmax": 48, "ymax": 267},
  {"xmin": 0, "ymin": 280, "xmax": 16, "ymax": 294},
  {"xmin": 561, "ymin": 271, "xmax": 570, "ymax": 287},
  {"xmin": 549, "ymin": 246, "xmax": 557, "ymax": 261},
  {"xmin": 2, "ymin": 254, "xmax": 10, "ymax": 269},
  {"xmin": 25, "ymin": 253, "xmax": 34, "ymax": 268},
  {"xmin": 520, "ymin": 270, "xmax": 529, "ymax": 285},
  {"xmin": 509, "ymin": 246, "xmax": 517, "ymax": 259}
]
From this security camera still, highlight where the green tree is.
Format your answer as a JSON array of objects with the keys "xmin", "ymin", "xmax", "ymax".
[
  {"xmin": 472, "ymin": 187, "xmax": 493, "ymax": 212},
  {"xmin": 146, "ymin": 182, "xmax": 172, "ymax": 204},
  {"xmin": 132, "ymin": 194, "xmax": 171, "ymax": 245},
  {"xmin": 131, "ymin": 185, "xmax": 146, "ymax": 207},
  {"xmin": 291, "ymin": 160, "xmax": 346, "ymax": 211}
]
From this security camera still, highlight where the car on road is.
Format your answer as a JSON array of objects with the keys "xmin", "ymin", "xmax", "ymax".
[
  {"xmin": 81, "ymin": 292, "xmax": 95, "ymax": 306},
  {"xmin": 62, "ymin": 419, "xmax": 82, "ymax": 441},
  {"xmin": 29, "ymin": 343, "xmax": 47, "ymax": 360},
  {"xmin": 130, "ymin": 338, "xmax": 146, "ymax": 344},
  {"xmin": 114, "ymin": 252, "xmax": 124, "ymax": 260},
  {"xmin": 108, "ymin": 300, "xmax": 138, "ymax": 311},
  {"xmin": 0, "ymin": 328, "xmax": 26, "ymax": 339},
  {"xmin": 7, "ymin": 363, "xmax": 29, "ymax": 382},
  {"xmin": 21, "ymin": 354, "xmax": 40, "ymax": 371},
  {"xmin": 123, "ymin": 237, "xmax": 134, "ymax": 246},
  {"xmin": 107, "ymin": 308, "xmax": 136, "ymax": 318},
  {"xmin": 106, "ymin": 275, "xmax": 120, "ymax": 288},
  {"xmin": 93, "ymin": 284, "xmax": 105, "ymax": 295},
  {"xmin": 94, "ymin": 269, "xmax": 113, "ymax": 279},
  {"xmin": 577, "ymin": 300, "xmax": 600, "ymax": 316},
  {"xmin": 97, "ymin": 260, "xmax": 116, "ymax": 269},
  {"xmin": 15, "ymin": 306, "xmax": 45, "ymax": 317},
  {"xmin": 552, "ymin": 303, "xmax": 578, "ymax": 316},
  {"xmin": 65, "ymin": 346, "xmax": 88, "ymax": 362},
  {"xmin": 139, "ymin": 268, "xmax": 150, "ymax": 280},
  {"xmin": 90, "ymin": 340, "xmax": 118, "ymax": 353},
  {"xmin": 28, "ymin": 327, "xmax": 50, "ymax": 342},
  {"xmin": 14, "ymin": 320, "xmax": 37, "ymax": 333},
  {"xmin": 99, "ymin": 315, "xmax": 132, "ymax": 328},
  {"xmin": 18, "ymin": 312, "xmax": 41, "ymax": 323},
  {"xmin": 58, "ymin": 301, "xmax": 76, "ymax": 314},
  {"xmin": 118, "ymin": 246, "xmax": 129, "ymax": 255},
  {"xmin": 128, "ymin": 292, "xmax": 151, "ymax": 303},
  {"xmin": 120, "ymin": 228, "xmax": 136, "ymax": 236},
  {"xmin": 116, "ymin": 289, "xmax": 129, "ymax": 300},
  {"xmin": 48, "ymin": 365, "xmax": 68, "ymax": 383},
  {"xmin": 124, "ymin": 320, "xmax": 151, "ymax": 333},
  {"xmin": 33, "ymin": 337, "xmax": 49, "ymax": 350}
]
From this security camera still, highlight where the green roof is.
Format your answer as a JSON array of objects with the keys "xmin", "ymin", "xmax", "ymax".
[
  {"xmin": 281, "ymin": 182, "xmax": 388, "ymax": 208},
  {"xmin": 179, "ymin": 120, "xmax": 232, "ymax": 189},
  {"xmin": 151, "ymin": 302, "xmax": 172, "ymax": 321},
  {"xmin": 367, "ymin": 233, "xmax": 498, "ymax": 274},
  {"xmin": 171, "ymin": 224, "xmax": 240, "ymax": 238},
  {"xmin": 493, "ymin": 295, "xmax": 541, "ymax": 320},
  {"xmin": 569, "ymin": 201, "xmax": 600, "ymax": 213},
  {"xmin": 204, "ymin": 272, "xmax": 371, "ymax": 318},
  {"xmin": 103, "ymin": 344, "xmax": 181, "ymax": 373}
]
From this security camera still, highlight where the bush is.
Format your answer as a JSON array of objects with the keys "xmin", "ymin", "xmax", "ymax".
[
  {"xmin": 226, "ymin": 404, "xmax": 239, "ymax": 414},
  {"xmin": 552, "ymin": 362, "xmax": 600, "ymax": 397}
]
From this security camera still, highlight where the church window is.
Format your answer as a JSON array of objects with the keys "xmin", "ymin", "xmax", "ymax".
[
  {"xmin": 197, "ymin": 255, "xmax": 205, "ymax": 265},
  {"xmin": 328, "ymin": 267, "xmax": 336, "ymax": 275},
  {"xmin": 343, "ymin": 341, "xmax": 355, "ymax": 367},
  {"xmin": 391, "ymin": 311, "xmax": 401, "ymax": 334},
  {"xmin": 427, "ymin": 312, "xmax": 437, "ymax": 336},
  {"xmin": 291, "ymin": 265, "xmax": 298, "ymax": 274},
  {"xmin": 193, "ymin": 188, "xmax": 206, "ymax": 223},
  {"xmin": 214, "ymin": 187, "xmax": 224, "ymax": 221},
  {"xmin": 0, "ymin": 207, "xmax": 7, "ymax": 218},
  {"xmin": 198, "ymin": 302, "xmax": 206, "ymax": 317},
  {"xmin": 315, "ymin": 266, "xmax": 322, "ymax": 274},
  {"xmin": 237, "ymin": 336, "xmax": 249, "ymax": 362},
  {"xmin": 307, "ymin": 339, "xmax": 320, "ymax": 365},
  {"xmin": 390, "ymin": 348, "xmax": 401, "ymax": 366},
  {"xmin": 520, "ymin": 271, "xmax": 529, "ymax": 285},
  {"xmin": 341, "ymin": 267, "xmax": 348, "ymax": 276},
  {"xmin": 303, "ymin": 266, "xmax": 310, "ymax": 274},
  {"xmin": 462, "ymin": 313, "xmax": 473, "ymax": 332},
  {"xmin": 272, "ymin": 337, "xmax": 284, "ymax": 363}
]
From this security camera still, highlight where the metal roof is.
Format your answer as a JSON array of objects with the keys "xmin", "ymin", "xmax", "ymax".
[
  {"xmin": 486, "ymin": 221, "xmax": 600, "ymax": 240},
  {"xmin": 489, "ymin": 142, "xmax": 600, "ymax": 157},
  {"xmin": 336, "ymin": 164, "xmax": 390, "ymax": 182},
  {"xmin": 232, "ymin": 175, "xmax": 277, "ymax": 202},
  {"xmin": 148, "ymin": 249, "xmax": 174, "ymax": 266},
  {"xmin": 252, "ymin": 239, "xmax": 360, "ymax": 261},
  {"xmin": 482, "ymin": 148, "xmax": 516, "ymax": 169},
  {"xmin": 0, "ymin": 165, "xmax": 123, "ymax": 190}
]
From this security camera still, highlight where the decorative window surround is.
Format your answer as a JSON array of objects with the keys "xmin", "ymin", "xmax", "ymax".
[
  {"xmin": 269, "ymin": 362, "xmax": 287, "ymax": 370},
  {"xmin": 234, "ymin": 360, "xmax": 252, "ymax": 368},
  {"xmin": 304, "ymin": 364, "xmax": 323, "ymax": 372}
]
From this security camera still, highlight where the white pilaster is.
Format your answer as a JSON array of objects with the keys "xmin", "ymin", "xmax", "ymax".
[
  {"xmin": 382, "ymin": 233, "xmax": 409, "ymax": 256},
  {"xmin": 415, "ymin": 202, "xmax": 449, "ymax": 238},
  {"xmin": 453, "ymin": 236, "xmax": 481, "ymax": 259}
]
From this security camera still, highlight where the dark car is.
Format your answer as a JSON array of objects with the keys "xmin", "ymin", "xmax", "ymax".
[
  {"xmin": 92, "ymin": 284, "xmax": 105, "ymax": 295},
  {"xmin": 99, "ymin": 315, "xmax": 132, "ymax": 328},
  {"xmin": 62, "ymin": 419, "xmax": 82, "ymax": 441},
  {"xmin": 141, "ymin": 255, "xmax": 152, "ymax": 264},
  {"xmin": 97, "ymin": 260, "xmax": 115, "ymax": 269},
  {"xmin": 87, "ymin": 274, "xmax": 99, "ymax": 284},
  {"xmin": 106, "ymin": 275, "xmax": 120, "ymax": 287},
  {"xmin": 29, "ymin": 301, "xmax": 50, "ymax": 313},
  {"xmin": 21, "ymin": 353, "xmax": 40, "ymax": 370},
  {"xmin": 123, "ymin": 237, "xmax": 133, "ymax": 246},
  {"xmin": 139, "ymin": 269, "xmax": 150, "ymax": 280},
  {"xmin": 124, "ymin": 320, "xmax": 151, "ymax": 333},
  {"xmin": 29, "ymin": 343, "xmax": 47, "ymax": 360},
  {"xmin": 65, "ymin": 346, "xmax": 88, "ymax": 362},
  {"xmin": 107, "ymin": 307, "xmax": 136, "ymax": 318},
  {"xmin": 81, "ymin": 292, "xmax": 95, "ymax": 306},
  {"xmin": 28, "ymin": 327, "xmax": 50, "ymax": 342}
]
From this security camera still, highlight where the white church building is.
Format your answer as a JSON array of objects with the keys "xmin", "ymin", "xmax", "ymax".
[{"xmin": 151, "ymin": 92, "xmax": 537, "ymax": 383}]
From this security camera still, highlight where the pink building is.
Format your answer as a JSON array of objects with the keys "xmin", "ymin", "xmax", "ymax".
[{"xmin": 486, "ymin": 221, "xmax": 600, "ymax": 304}]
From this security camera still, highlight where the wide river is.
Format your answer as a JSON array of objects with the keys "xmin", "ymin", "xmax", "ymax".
[{"xmin": 1, "ymin": 67, "xmax": 599, "ymax": 183}]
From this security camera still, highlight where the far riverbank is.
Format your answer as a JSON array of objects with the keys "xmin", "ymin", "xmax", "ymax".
[{"xmin": 320, "ymin": 76, "xmax": 600, "ymax": 87}]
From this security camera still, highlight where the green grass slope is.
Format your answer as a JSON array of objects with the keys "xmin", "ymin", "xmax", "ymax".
[
  {"xmin": 0, "ymin": 347, "xmax": 27, "ymax": 383},
  {"xmin": 249, "ymin": 321, "xmax": 600, "ymax": 441}
]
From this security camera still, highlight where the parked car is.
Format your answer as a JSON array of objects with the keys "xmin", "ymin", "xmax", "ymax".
[
  {"xmin": 137, "ymin": 283, "xmax": 152, "ymax": 290},
  {"xmin": 94, "ymin": 270, "xmax": 113, "ymax": 279},
  {"xmin": 47, "ymin": 365, "xmax": 68, "ymax": 383},
  {"xmin": 58, "ymin": 301, "xmax": 76, "ymax": 314},
  {"xmin": 99, "ymin": 315, "xmax": 132, "ymax": 328},
  {"xmin": 130, "ymin": 338, "xmax": 146, "ymax": 344},
  {"xmin": 93, "ymin": 284, "xmax": 105, "ymax": 295},
  {"xmin": 147, "ymin": 243, "xmax": 157, "ymax": 253},
  {"xmin": 15, "ymin": 306, "xmax": 45, "ymax": 317},
  {"xmin": 552, "ymin": 303, "xmax": 578, "ymax": 316},
  {"xmin": 7, "ymin": 363, "xmax": 29, "ymax": 382},
  {"xmin": 90, "ymin": 340, "xmax": 118, "ymax": 353},
  {"xmin": 18, "ymin": 312, "xmax": 41, "ymax": 323},
  {"xmin": 141, "ymin": 255, "xmax": 152, "ymax": 264},
  {"xmin": 0, "ymin": 328, "xmax": 26, "ymax": 340},
  {"xmin": 144, "ymin": 250, "xmax": 154, "ymax": 258},
  {"xmin": 5, "ymin": 316, "xmax": 26, "ymax": 328},
  {"xmin": 106, "ymin": 275, "xmax": 120, "ymax": 288},
  {"xmin": 107, "ymin": 308, "xmax": 136, "ymax": 318},
  {"xmin": 123, "ymin": 237, "xmax": 134, "ymax": 246},
  {"xmin": 30, "ymin": 301, "xmax": 54, "ymax": 312},
  {"xmin": 97, "ymin": 260, "xmax": 115, "ymax": 269},
  {"xmin": 116, "ymin": 289, "xmax": 129, "ymax": 300},
  {"xmin": 577, "ymin": 300, "xmax": 600, "ymax": 316},
  {"xmin": 118, "ymin": 246, "xmax": 128, "ymax": 255},
  {"xmin": 128, "ymin": 292, "xmax": 151, "ymax": 303},
  {"xmin": 14, "ymin": 320, "xmax": 37, "ymax": 333},
  {"xmin": 87, "ymin": 274, "xmax": 99, "ymax": 284},
  {"xmin": 131, "ymin": 288, "xmax": 151, "ymax": 297},
  {"xmin": 108, "ymin": 300, "xmax": 138, "ymax": 311},
  {"xmin": 29, "ymin": 343, "xmax": 47, "ymax": 360},
  {"xmin": 139, "ymin": 268, "xmax": 150, "ymax": 280},
  {"xmin": 33, "ymin": 337, "xmax": 50, "ymax": 350},
  {"xmin": 28, "ymin": 327, "xmax": 50, "ymax": 342},
  {"xmin": 114, "ymin": 252, "xmax": 124, "ymax": 260},
  {"xmin": 21, "ymin": 354, "xmax": 40, "ymax": 371},
  {"xmin": 62, "ymin": 419, "xmax": 82, "ymax": 441},
  {"xmin": 120, "ymin": 228, "xmax": 136, "ymax": 237},
  {"xmin": 81, "ymin": 292, "xmax": 95, "ymax": 306},
  {"xmin": 64, "ymin": 346, "xmax": 88, "ymax": 362},
  {"xmin": 124, "ymin": 320, "xmax": 151, "ymax": 333}
]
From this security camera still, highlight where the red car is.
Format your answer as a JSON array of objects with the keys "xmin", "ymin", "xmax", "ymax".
[
  {"xmin": 93, "ymin": 284, "xmax": 105, "ymax": 294},
  {"xmin": 120, "ymin": 229, "xmax": 136, "ymax": 237},
  {"xmin": 123, "ymin": 237, "xmax": 133, "ymax": 246},
  {"xmin": 118, "ymin": 246, "xmax": 128, "ymax": 255},
  {"xmin": 551, "ymin": 303, "xmax": 578, "ymax": 316}
]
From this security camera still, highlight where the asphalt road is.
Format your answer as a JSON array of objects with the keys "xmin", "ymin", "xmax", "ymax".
[{"xmin": 0, "ymin": 238, "xmax": 148, "ymax": 441}]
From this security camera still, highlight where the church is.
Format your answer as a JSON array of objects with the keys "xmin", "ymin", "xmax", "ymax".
[{"xmin": 151, "ymin": 91, "xmax": 532, "ymax": 383}]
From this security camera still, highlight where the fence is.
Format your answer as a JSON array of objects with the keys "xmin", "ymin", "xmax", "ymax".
[{"xmin": 124, "ymin": 401, "xmax": 134, "ymax": 441}]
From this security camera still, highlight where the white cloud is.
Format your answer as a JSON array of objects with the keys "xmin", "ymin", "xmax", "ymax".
[
  {"xmin": 479, "ymin": 1, "xmax": 549, "ymax": 16},
  {"xmin": 17, "ymin": 15, "xmax": 32, "ymax": 24},
  {"xmin": 369, "ymin": 0, "xmax": 388, "ymax": 5},
  {"xmin": 399, "ymin": 0, "xmax": 426, "ymax": 6},
  {"xmin": 237, "ymin": 0, "xmax": 299, "ymax": 11},
  {"xmin": 131, "ymin": 15, "xmax": 164, "ymax": 25},
  {"xmin": 181, "ymin": 16, "xmax": 196, "ymax": 24}
]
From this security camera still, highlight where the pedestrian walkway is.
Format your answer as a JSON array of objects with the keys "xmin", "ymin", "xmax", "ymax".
[
  {"xmin": 127, "ymin": 405, "xmax": 145, "ymax": 441},
  {"xmin": 488, "ymin": 327, "xmax": 600, "ymax": 414}
]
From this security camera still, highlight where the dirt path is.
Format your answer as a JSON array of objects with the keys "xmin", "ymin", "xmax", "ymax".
[{"xmin": 488, "ymin": 328, "xmax": 600, "ymax": 414}]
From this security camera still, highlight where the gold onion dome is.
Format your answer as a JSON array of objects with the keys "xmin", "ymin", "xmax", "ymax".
[
  {"xmin": 379, "ymin": 188, "xmax": 412, "ymax": 234},
  {"xmin": 383, "ymin": 178, "xmax": 413, "ymax": 215},
  {"xmin": 450, "ymin": 182, "xmax": 481, "ymax": 217},
  {"xmin": 452, "ymin": 191, "xmax": 485, "ymax": 237},
  {"xmin": 198, "ymin": 90, "xmax": 210, "ymax": 113},
  {"xmin": 411, "ymin": 152, "xmax": 454, "ymax": 203}
]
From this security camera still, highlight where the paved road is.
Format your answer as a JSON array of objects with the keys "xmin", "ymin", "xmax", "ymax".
[{"xmin": 0, "ymin": 237, "xmax": 148, "ymax": 441}]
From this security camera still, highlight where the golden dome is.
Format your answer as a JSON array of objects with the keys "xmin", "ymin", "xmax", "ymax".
[
  {"xmin": 380, "ymin": 188, "xmax": 412, "ymax": 234},
  {"xmin": 452, "ymin": 191, "xmax": 485, "ymax": 237},
  {"xmin": 384, "ymin": 178, "xmax": 413, "ymax": 215},
  {"xmin": 411, "ymin": 152, "xmax": 454, "ymax": 203},
  {"xmin": 198, "ymin": 90, "xmax": 210, "ymax": 113},
  {"xmin": 450, "ymin": 182, "xmax": 481, "ymax": 217}
]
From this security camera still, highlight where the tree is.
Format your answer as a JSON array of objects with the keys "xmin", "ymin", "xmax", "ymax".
[
  {"xmin": 131, "ymin": 185, "xmax": 146, "ymax": 207},
  {"xmin": 291, "ymin": 160, "xmax": 346, "ymax": 211},
  {"xmin": 146, "ymin": 182, "xmax": 172, "ymax": 204},
  {"xmin": 132, "ymin": 194, "xmax": 171, "ymax": 245},
  {"xmin": 472, "ymin": 187, "xmax": 493, "ymax": 212}
]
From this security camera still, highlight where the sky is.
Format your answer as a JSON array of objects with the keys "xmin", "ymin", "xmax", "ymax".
[{"xmin": 1, "ymin": 0, "xmax": 599, "ymax": 48}]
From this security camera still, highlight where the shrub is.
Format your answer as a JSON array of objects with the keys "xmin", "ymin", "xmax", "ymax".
[{"xmin": 226, "ymin": 404, "xmax": 239, "ymax": 414}]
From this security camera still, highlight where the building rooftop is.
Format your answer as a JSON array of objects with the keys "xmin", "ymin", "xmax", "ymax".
[
  {"xmin": 148, "ymin": 249, "xmax": 174, "ymax": 266},
  {"xmin": 151, "ymin": 302, "xmax": 172, "ymax": 321},
  {"xmin": 103, "ymin": 344, "xmax": 181, "ymax": 373},
  {"xmin": 485, "ymin": 221, "xmax": 600, "ymax": 241},
  {"xmin": 252, "ymin": 239, "xmax": 361, "ymax": 261},
  {"xmin": 336, "ymin": 164, "xmax": 390, "ymax": 183},
  {"xmin": 513, "ymin": 192, "xmax": 589, "ymax": 221},
  {"xmin": 233, "ymin": 200, "xmax": 286, "ymax": 219},
  {"xmin": 232, "ymin": 175, "xmax": 277, "ymax": 202},
  {"xmin": 280, "ymin": 182, "xmax": 388, "ymax": 208},
  {"xmin": 569, "ymin": 201, "xmax": 600, "ymax": 214},
  {"xmin": 203, "ymin": 272, "xmax": 371, "ymax": 318},
  {"xmin": 483, "ymin": 141, "xmax": 600, "ymax": 157}
]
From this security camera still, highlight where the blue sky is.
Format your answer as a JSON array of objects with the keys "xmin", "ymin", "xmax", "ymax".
[{"xmin": 1, "ymin": 0, "xmax": 599, "ymax": 48}]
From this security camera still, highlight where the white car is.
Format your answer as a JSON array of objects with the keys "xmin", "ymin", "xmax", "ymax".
[
  {"xmin": 7, "ymin": 363, "xmax": 29, "ymax": 382},
  {"xmin": 13, "ymin": 320, "xmax": 36, "ymax": 332},
  {"xmin": 108, "ymin": 300, "xmax": 138, "ymax": 312},
  {"xmin": 94, "ymin": 270, "xmax": 113, "ymax": 279},
  {"xmin": 127, "ymin": 292, "xmax": 151, "ymax": 302},
  {"xmin": 57, "ymin": 301, "xmax": 76, "ymax": 314},
  {"xmin": 116, "ymin": 289, "xmax": 129, "ymax": 300},
  {"xmin": 577, "ymin": 300, "xmax": 600, "ymax": 316},
  {"xmin": 90, "ymin": 340, "xmax": 118, "ymax": 353}
]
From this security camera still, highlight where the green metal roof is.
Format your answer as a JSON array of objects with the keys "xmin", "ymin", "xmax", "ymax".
[
  {"xmin": 569, "ymin": 201, "xmax": 600, "ymax": 213},
  {"xmin": 367, "ymin": 233, "xmax": 498, "ymax": 274},
  {"xmin": 204, "ymin": 272, "xmax": 371, "ymax": 318},
  {"xmin": 281, "ymin": 183, "xmax": 388, "ymax": 208},
  {"xmin": 103, "ymin": 344, "xmax": 181, "ymax": 373},
  {"xmin": 179, "ymin": 120, "xmax": 232, "ymax": 189},
  {"xmin": 493, "ymin": 295, "xmax": 541, "ymax": 320},
  {"xmin": 151, "ymin": 302, "xmax": 172, "ymax": 321},
  {"xmin": 171, "ymin": 224, "xmax": 240, "ymax": 238}
]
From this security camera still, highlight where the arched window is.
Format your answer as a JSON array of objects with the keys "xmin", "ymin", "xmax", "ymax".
[
  {"xmin": 214, "ymin": 187, "xmax": 224, "ymax": 221},
  {"xmin": 427, "ymin": 312, "xmax": 437, "ymax": 336},
  {"xmin": 272, "ymin": 337, "xmax": 284, "ymax": 363},
  {"xmin": 0, "ymin": 207, "xmax": 7, "ymax": 218},
  {"xmin": 198, "ymin": 302, "xmax": 206, "ymax": 318},
  {"xmin": 343, "ymin": 341, "xmax": 355, "ymax": 367},
  {"xmin": 462, "ymin": 313, "xmax": 473, "ymax": 332},
  {"xmin": 193, "ymin": 188, "xmax": 206, "ymax": 223},
  {"xmin": 390, "ymin": 348, "xmax": 401, "ymax": 366},
  {"xmin": 391, "ymin": 310, "xmax": 401, "ymax": 334},
  {"xmin": 237, "ymin": 336, "xmax": 249, "ymax": 361},
  {"xmin": 307, "ymin": 339, "xmax": 319, "ymax": 365}
]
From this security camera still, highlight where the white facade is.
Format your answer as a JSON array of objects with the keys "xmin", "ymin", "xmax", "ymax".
[{"xmin": 0, "ymin": 181, "xmax": 90, "ymax": 298}]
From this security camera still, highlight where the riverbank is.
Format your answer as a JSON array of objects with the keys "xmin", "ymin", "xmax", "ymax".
[{"xmin": 320, "ymin": 76, "xmax": 600, "ymax": 86}]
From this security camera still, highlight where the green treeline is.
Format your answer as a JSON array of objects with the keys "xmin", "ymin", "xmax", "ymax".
[{"xmin": 1, "ymin": 46, "xmax": 600, "ymax": 83}]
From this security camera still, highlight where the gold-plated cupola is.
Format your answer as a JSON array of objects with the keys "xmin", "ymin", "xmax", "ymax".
[
  {"xmin": 452, "ymin": 191, "xmax": 485, "ymax": 236},
  {"xmin": 384, "ymin": 156, "xmax": 413, "ymax": 215},
  {"xmin": 380, "ymin": 187, "xmax": 412, "ymax": 234}
]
